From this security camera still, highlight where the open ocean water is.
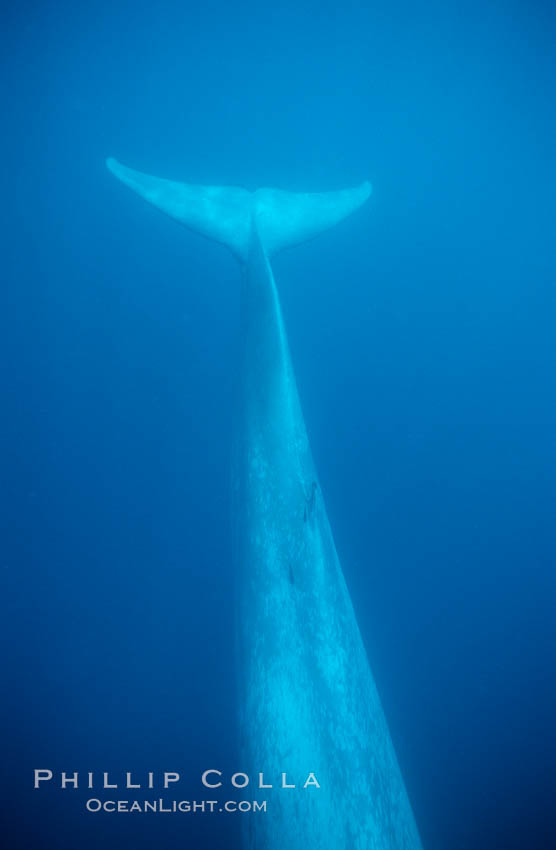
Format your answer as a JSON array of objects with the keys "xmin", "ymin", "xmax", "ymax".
[{"xmin": 3, "ymin": 2, "xmax": 555, "ymax": 849}]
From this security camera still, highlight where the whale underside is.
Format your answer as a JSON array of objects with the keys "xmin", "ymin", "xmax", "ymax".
[{"xmin": 106, "ymin": 157, "xmax": 423, "ymax": 850}]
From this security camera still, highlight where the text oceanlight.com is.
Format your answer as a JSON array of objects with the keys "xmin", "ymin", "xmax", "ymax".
[
  {"xmin": 33, "ymin": 769, "xmax": 321, "ymax": 814},
  {"xmin": 86, "ymin": 799, "xmax": 267, "ymax": 813}
]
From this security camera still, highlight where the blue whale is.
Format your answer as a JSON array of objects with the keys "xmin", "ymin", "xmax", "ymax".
[{"xmin": 107, "ymin": 157, "xmax": 423, "ymax": 850}]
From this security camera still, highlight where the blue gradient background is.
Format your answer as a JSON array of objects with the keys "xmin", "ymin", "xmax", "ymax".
[{"xmin": 3, "ymin": 1, "xmax": 555, "ymax": 848}]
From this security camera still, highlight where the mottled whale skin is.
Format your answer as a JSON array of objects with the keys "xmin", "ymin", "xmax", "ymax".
[{"xmin": 106, "ymin": 157, "xmax": 423, "ymax": 850}]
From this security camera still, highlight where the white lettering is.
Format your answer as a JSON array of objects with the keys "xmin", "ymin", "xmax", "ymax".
[
  {"xmin": 34, "ymin": 769, "xmax": 52, "ymax": 788},
  {"xmin": 61, "ymin": 772, "xmax": 78, "ymax": 789},
  {"xmin": 281, "ymin": 773, "xmax": 295, "ymax": 788},
  {"xmin": 163, "ymin": 772, "xmax": 180, "ymax": 788},
  {"xmin": 231, "ymin": 772, "xmax": 249, "ymax": 788},
  {"xmin": 202, "ymin": 769, "xmax": 222, "ymax": 788},
  {"xmin": 304, "ymin": 772, "xmax": 320, "ymax": 789},
  {"xmin": 126, "ymin": 772, "xmax": 140, "ymax": 789},
  {"xmin": 103, "ymin": 773, "xmax": 117, "ymax": 789}
]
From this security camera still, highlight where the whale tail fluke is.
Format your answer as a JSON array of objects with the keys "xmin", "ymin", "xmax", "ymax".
[{"xmin": 106, "ymin": 157, "xmax": 371, "ymax": 263}]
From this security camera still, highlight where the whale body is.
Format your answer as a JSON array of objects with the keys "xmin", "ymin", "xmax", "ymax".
[{"xmin": 107, "ymin": 157, "xmax": 423, "ymax": 850}]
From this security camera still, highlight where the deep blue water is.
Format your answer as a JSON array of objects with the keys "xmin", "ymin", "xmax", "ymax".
[{"xmin": 3, "ymin": 2, "xmax": 555, "ymax": 848}]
